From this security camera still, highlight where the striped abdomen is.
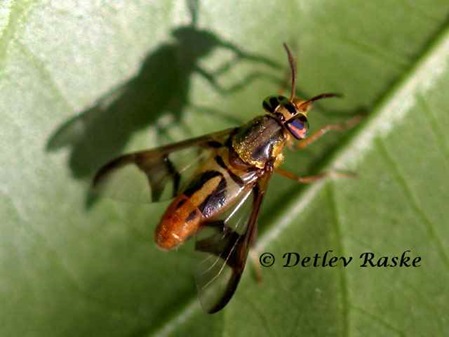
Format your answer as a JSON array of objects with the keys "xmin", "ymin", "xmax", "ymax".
[{"xmin": 155, "ymin": 150, "xmax": 257, "ymax": 250}]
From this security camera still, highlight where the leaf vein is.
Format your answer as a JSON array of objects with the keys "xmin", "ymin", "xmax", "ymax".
[
  {"xmin": 15, "ymin": 40, "xmax": 74, "ymax": 111},
  {"xmin": 328, "ymin": 183, "xmax": 350, "ymax": 337},
  {"xmin": 375, "ymin": 137, "xmax": 449, "ymax": 269},
  {"xmin": 0, "ymin": 0, "xmax": 38, "ymax": 69},
  {"xmin": 416, "ymin": 94, "xmax": 449, "ymax": 162},
  {"xmin": 351, "ymin": 305, "xmax": 406, "ymax": 336}
]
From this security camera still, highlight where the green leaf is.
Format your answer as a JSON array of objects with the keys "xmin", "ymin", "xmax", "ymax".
[{"xmin": 2, "ymin": 1, "xmax": 448, "ymax": 336}]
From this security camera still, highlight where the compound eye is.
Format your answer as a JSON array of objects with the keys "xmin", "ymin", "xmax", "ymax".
[
  {"xmin": 262, "ymin": 95, "xmax": 288, "ymax": 113},
  {"xmin": 285, "ymin": 116, "xmax": 309, "ymax": 139}
]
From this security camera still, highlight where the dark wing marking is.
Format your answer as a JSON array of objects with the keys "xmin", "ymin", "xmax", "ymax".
[
  {"xmin": 92, "ymin": 129, "xmax": 234, "ymax": 203},
  {"xmin": 194, "ymin": 173, "xmax": 272, "ymax": 313}
]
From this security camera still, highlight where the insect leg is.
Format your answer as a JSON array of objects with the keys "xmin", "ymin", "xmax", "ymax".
[
  {"xmin": 247, "ymin": 221, "xmax": 262, "ymax": 283},
  {"xmin": 296, "ymin": 115, "xmax": 362, "ymax": 150},
  {"xmin": 275, "ymin": 167, "xmax": 356, "ymax": 183}
]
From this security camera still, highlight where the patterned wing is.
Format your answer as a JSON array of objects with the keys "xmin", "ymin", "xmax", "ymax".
[
  {"xmin": 92, "ymin": 129, "xmax": 234, "ymax": 203},
  {"xmin": 194, "ymin": 173, "xmax": 272, "ymax": 313}
]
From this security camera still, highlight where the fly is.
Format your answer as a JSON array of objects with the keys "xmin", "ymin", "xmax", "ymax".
[{"xmin": 93, "ymin": 44, "xmax": 360, "ymax": 313}]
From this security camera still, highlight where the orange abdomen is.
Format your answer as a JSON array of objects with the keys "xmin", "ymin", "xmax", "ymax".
[
  {"xmin": 155, "ymin": 194, "xmax": 204, "ymax": 250},
  {"xmin": 155, "ymin": 153, "xmax": 253, "ymax": 250}
]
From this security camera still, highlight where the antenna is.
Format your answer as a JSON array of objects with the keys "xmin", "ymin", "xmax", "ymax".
[
  {"xmin": 283, "ymin": 43, "xmax": 297, "ymax": 102},
  {"xmin": 297, "ymin": 93, "xmax": 342, "ymax": 110}
]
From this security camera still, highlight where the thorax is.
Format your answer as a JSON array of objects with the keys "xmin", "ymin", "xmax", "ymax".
[{"xmin": 231, "ymin": 115, "xmax": 287, "ymax": 169}]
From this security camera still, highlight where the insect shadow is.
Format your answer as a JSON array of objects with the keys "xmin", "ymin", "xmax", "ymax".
[{"xmin": 47, "ymin": 24, "xmax": 280, "ymax": 192}]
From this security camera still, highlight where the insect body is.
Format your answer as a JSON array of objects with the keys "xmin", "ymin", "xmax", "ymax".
[{"xmin": 93, "ymin": 44, "xmax": 356, "ymax": 313}]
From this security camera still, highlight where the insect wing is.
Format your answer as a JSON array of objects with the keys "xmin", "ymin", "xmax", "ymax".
[
  {"xmin": 92, "ymin": 129, "xmax": 234, "ymax": 203},
  {"xmin": 194, "ymin": 174, "xmax": 271, "ymax": 313}
]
